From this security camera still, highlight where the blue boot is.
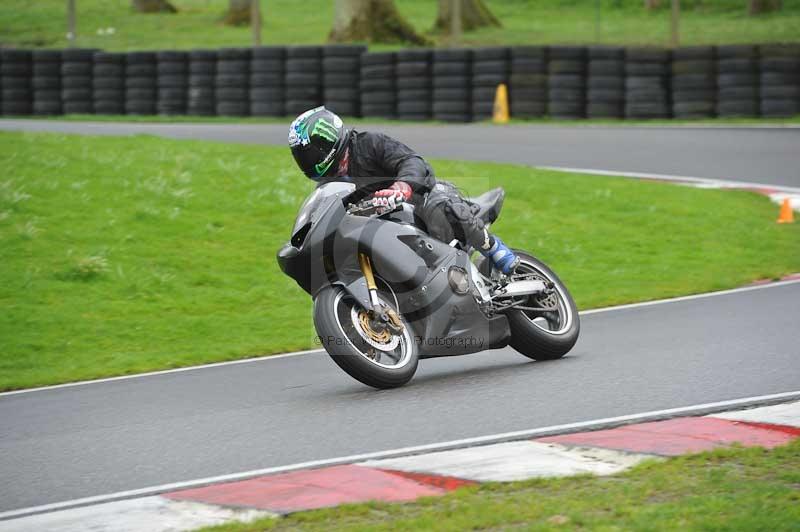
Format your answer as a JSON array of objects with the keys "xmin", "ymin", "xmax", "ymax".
[{"xmin": 482, "ymin": 236, "xmax": 520, "ymax": 275}]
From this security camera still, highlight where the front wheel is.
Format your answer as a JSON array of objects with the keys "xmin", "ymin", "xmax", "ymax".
[
  {"xmin": 494, "ymin": 251, "xmax": 580, "ymax": 360},
  {"xmin": 313, "ymin": 285, "xmax": 419, "ymax": 389}
]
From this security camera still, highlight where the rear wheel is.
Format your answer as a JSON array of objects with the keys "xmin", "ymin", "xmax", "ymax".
[
  {"xmin": 313, "ymin": 286, "xmax": 418, "ymax": 389},
  {"xmin": 480, "ymin": 251, "xmax": 579, "ymax": 360}
]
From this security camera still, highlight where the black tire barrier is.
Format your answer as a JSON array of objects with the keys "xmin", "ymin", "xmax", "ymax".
[
  {"xmin": 1, "ymin": 50, "xmax": 32, "ymax": 115},
  {"xmin": 124, "ymin": 51, "xmax": 156, "ymax": 115},
  {"xmin": 322, "ymin": 45, "xmax": 366, "ymax": 116},
  {"xmin": 471, "ymin": 47, "xmax": 508, "ymax": 120},
  {"xmin": 285, "ymin": 46, "xmax": 321, "ymax": 117},
  {"xmin": 32, "ymin": 50, "xmax": 62, "ymax": 115},
  {"xmin": 432, "ymin": 49, "xmax": 471, "ymax": 122},
  {"xmin": 547, "ymin": 46, "xmax": 585, "ymax": 118},
  {"xmin": 60, "ymin": 48, "xmax": 96, "ymax": 114},
  {"xmin": 359, "ymin": 52, "xmax": 395, "ymax": 119},
  {"xmin": 672, "ymin": 55, "xmax": 716, "ymax": 120},
  {"xmin": 715, "ymin": 45, "xmax": 759, "ymax": 118},
  {"xmin": 759, "ymin": 44, "xmax": 800, "ymax": 118},
  {"xmin": 395, "ymin": 48, "xmax": 431, "ymax": 121},
  {"xmin": 509, "ymin": 46, "xmax": 547, "ymax": 118},
  {"xmin": 93, "ymin": 52, "xmax": 125, "ymax": 115},
  {"xmin": 250, "ymin": 46, "xmax": 285, "ymax": 117},
  {"xmin": 215, "ymin": 48, "xmax": 251, "ymax": 116},
  {"xmin": 671, "ymin": 47, "xmax": 716, "ymax": 118},
  {"xmin": 586, "ymin": 46, "xmax": 624, "ymax": 118},
  {"xmin": 188, "ymin": 49, "xmax": 216, "ymax": 116},
  {"xmin": 625, "ymin": 47, "xmax": 670, "ymax": 119},
  {"xmin": 2, "ymin": 44, "xmax": 799, "ymax": 121}
]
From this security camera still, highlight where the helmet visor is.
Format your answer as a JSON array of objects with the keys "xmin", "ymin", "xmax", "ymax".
[{"xmin": 291, "ymin": 137, "xmax": 339, "ymax": 180}]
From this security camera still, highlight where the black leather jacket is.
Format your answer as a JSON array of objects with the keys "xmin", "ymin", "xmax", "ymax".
[{"xmin": 320, "ymin": 130, "xmax": 436, "ymax": 202}]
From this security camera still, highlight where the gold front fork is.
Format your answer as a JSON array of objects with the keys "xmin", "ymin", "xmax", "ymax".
[{"xmin": 358, "ymin": 253, "xmax": 381, "ymax": 307}]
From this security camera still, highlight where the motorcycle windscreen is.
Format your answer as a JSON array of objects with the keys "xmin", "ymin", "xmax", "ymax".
[{"xmin": 292, "ymin": 181, "xmax": 356, "ymax": 236}]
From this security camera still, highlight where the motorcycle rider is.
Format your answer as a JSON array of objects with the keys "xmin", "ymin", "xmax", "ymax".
[{"xmin": 287, "ymin": 106, "xmax": 519, "ymax": 275}]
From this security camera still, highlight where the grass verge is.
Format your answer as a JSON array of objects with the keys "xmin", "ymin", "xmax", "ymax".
[
  {"xmin": 2, "ymin": 0, "xmax": 800, "ymax": 51},
  {"xmin": 200, "ymin": 439, "xmax": 800, "ymax": 531},
  {"xmin": 1, "ymin": 130, "xmax": 799, "ymax": 391}
]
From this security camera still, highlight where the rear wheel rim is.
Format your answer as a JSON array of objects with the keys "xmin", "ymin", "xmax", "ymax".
[
  {"xmin": 515, "ymin": 260, "xmax": 574, "ymax": 335},
  {"xmin": 332, "ymin": 291, "xmax": 413, "ymax": 369}
]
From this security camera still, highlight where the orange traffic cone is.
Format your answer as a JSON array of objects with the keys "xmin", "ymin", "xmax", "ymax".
[
  {"xmin": 777, "ymin": 198, "xmax": 794, "ymax": 224},
  {"xmin": 492, "ymin": 83, "xmax": 509, "ymax": 124}
]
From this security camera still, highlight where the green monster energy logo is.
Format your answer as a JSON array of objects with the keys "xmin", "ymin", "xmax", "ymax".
[{"xmin": 312, "ymin": 118, "xmax": 338, "ymax": 143}]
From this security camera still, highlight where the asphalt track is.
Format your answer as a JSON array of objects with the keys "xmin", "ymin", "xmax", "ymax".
[
  {"xmin": 2, "ymin": 282, "xmax": 800, "ymax": 513},
  {"xmin": 1, "ymin": 120, "xmax": 799, "ymax": 187},
  {"xmin": 1, "ymin": 120, "xmax": 799, "ymax": 514}
]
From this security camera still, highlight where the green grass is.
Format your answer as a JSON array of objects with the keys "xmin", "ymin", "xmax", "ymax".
[
  {"xmin": 201, "ymin": 439, "xmax": 800, "ymax": 531},
  {"xmin": 2, "ymin": 130, "xmax": 799, "ymax": 391},
  {"xmin": 2, "ymin": 0, "xmax": 800, "ymax": 51},
  {"xmin": 5, "ymin": 113, "xmax": 800, "ymax": 126}
]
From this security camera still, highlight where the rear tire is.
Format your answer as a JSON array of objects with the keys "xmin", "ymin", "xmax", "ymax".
[
  {"xmin": 313, "ymin": 286, "xmax": 418, "ymax": 389},
  {"xmin": 507, "ymin": 252, "xmax": 579, "ymax": 360},
  {"xmin": 479, "ymin": 251, "xmax": 579, "ymax": 361}
]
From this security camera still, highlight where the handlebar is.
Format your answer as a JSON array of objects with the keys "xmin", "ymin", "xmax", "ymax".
[
  {"xmin": 346, "ymin": 200, "xmax": 379, "ymax": 216},
  {"xmin": 346, "ymin": 201, "xmax": 408, "ymax": 217}
]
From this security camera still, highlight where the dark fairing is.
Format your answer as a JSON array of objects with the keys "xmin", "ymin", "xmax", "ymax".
[{"xmin": 277, "ymin": 182, "xmax": 510, "ymax": 358}]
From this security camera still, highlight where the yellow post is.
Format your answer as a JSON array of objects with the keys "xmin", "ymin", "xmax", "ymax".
[{"xmin": 492, "ymin": 83, "xmax": 510, "ymax": 124}]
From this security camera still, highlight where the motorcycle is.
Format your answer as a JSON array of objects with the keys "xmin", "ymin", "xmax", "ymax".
[{"xmin": 277, "ymin": 182, "xmax": 579, "ymax": 389}]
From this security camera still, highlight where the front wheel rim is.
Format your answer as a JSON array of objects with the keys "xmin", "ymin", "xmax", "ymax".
[{"xmin": 331, "ymin": 290, "xmax": 414, "ymax": 369}]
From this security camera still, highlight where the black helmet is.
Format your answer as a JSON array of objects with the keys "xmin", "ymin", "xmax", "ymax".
[{"xmin": 288, "ymin": 106, "xmax": 349, "ymax": 181}]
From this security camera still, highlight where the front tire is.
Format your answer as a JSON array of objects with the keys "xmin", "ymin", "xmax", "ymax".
[{"xmin": 313, "ymin": 285, "xmax": 419, "ymax": 389}]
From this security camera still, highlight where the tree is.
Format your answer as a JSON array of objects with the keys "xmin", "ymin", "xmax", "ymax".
[
  {"xmin": 329, "ymin": 0, "xmax": 428, "ymax": 45},
  {"xmin": 131, "ymin": 0, "xmax": 177, "ymax": 13},
  {"xmin": 221, "ymin": 0, "xmax": 261, "ymax": 26},
  {"xmin": 748, "ymin": 0, "xmax": 782, "ymax": 15},
  {"xmin": 433, "ymin": 0, "xmax": 501, "ymax": 33}
]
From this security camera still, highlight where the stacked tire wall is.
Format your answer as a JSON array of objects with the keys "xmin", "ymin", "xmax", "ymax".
[
  {"xmin": 216, "ymin": 48, "xmax": 250, "ymax": 117},
  {"xmin": 548, "ymin": 46, "xmax": 586, "ymax": 119},
  {"xmin": 360, "ymin": 52, "xmax": 396, "ymax": 119},
  {"xmin": 125, "ymin": 52, "xmax": 156, "ymax": 115},
  {"xmin": 323, "ymin": 45, "xmax": 364, "ymax": 118},
  {"xmin": 157, "ymin": 51, "xmax": 188, "ymax": 116},
  {"xmin": 250, "ymin": 46, "xmax": 285, "ymax": 117},
  {"xmin": 285, "ymin": 46, "xmax": 322, "ymax": 116},
  {"xmin": 1, "ymin": 44, "xmax": 799, "ymax": 120},
  {"xmin": 188, "ymin": 50, "xmax": 216, "ymax": 116},
  {"xmin": 433, "ymin": 49, "xmax": 472, "ymax": 122},
  {"xmin": 1, "ymin": 51, "xmax": 32, "ymax": 116},
  {"xmin": 509, "ymin": 46, "xmax": 547, "ymax": 118},
  {"xmin": 587, "ymin": 46, "xmax": 624, "ymax": 119},
  {"xmin": 759, "ymin": 44, "xmax": 800, "ymax": 118},
  {"xmin": 93, "ymin": 52, "xmax": 125, "ymax": 115},
  {"xmin": 471, "ymin": 47, "xmax": 508, "ymax": 121},
  {"xmin": 716, "ymin": 45, "xmax": 759, "ymax": 117},
  {"xmin": 671, "ymin": 46, "xmax": 715, "ymax": 119},
  {"xmin": 32, "ymin": 51, "xmax": 62, "ymax": 116},
  {"xmin": 396, "ymin": 49, "xmax": 432, "ymax": 121},
  {"xmin": 625, "ymin": 47, "xmax": 670, "ymax": 119},
  {"xmin": 62, "ymin": 49, "xmax": 95, "ymax": 115}
]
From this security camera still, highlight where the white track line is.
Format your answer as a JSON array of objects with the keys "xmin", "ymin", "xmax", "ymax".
[
  {"xmin": 538, "ymin": 166, "xmax": 800, "ymax": 194},
  {"xmin": 0, "ymin": 348, "xmax": 326, "ymax": 397},
  {"xmin": 581, "ymin": 277, "xmax": 800, "ymax": 315},
  {"xmin": 2, "ymin": 278, "xmax": 798, "ymax": 398},
  {"xmin": 2, "ymin": 389, "xmax": 798, "ymax": 521}
]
